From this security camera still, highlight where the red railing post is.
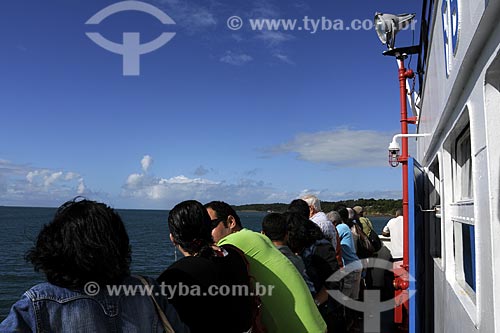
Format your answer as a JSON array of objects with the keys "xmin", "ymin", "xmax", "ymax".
[{"xmin": 393, "ymin": 55, "xmax": 414, "ymax": 329}]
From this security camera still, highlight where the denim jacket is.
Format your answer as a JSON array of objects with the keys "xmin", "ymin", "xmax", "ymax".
[{"xmin": 0, "ymin": 276, "xmax": 190, "ymax": 333}]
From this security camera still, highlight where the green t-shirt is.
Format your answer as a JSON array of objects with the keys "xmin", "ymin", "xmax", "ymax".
[
  {"xmin": 218, "ymin": 229, "xmax": 326, "ymax": 333},
  {"xmin": 359, "ymin": 216, "xmax": 374, "ymax": 236}
]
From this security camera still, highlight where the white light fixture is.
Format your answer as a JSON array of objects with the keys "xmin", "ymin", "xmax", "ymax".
[
  {"xmin": 388, "ymin": 133, "xmax": 429, "ymax": 167},
  {"xmin": 374, "ymin": 13, "xmax": 416, "ymax": 49}
]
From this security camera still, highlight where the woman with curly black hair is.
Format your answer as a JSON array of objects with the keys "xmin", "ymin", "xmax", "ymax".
[
  {"xmin": 157, "ymin": 200, "xmax": 253, "ymax": 333},
  {"xmin": 0, "ymin": 198, "xmax": 189, "ymax": 333}
]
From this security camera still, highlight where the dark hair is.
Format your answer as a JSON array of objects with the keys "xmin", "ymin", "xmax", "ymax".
[
  {"xmin": 204, "ymin": 201, "xmax": 242, "ymax": 228},
  {"xmin": 169, "ymin": 200, "xmax": 214, "ymax": 257},
  {"xmin": 261, "ymin": 213, "xmax": 287, "ymax": 241},
  {"xmin": 284, "ymin": 212, "xmax": 323, "ymax": 254},
  {"xmin": 26, "ymin": 198, "xmax": 131, "ymax": 289},
  {"xmin": 287, "ymin": 199, "xmax": 310, "ymax": 220},
  {"xmin": 333, "ymin": 203, "xmax": 347, "ymax": 212},
  {"xmin": 337, "ymin": 207, "xmax": 353, "ymax": 227}
]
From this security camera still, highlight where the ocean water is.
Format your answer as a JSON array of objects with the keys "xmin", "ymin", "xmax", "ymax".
[{"xmin": 0, "ymin": 206, "xmax": 389, "ymax": 320}]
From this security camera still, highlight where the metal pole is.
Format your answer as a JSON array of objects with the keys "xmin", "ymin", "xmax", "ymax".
[
  {"xmin": 393, "ymin": 54, "xmax": 414, "ymax": 329},
  {"xmin": 397, "ymin": 56, "xmax": 410, "ymax": 275}
]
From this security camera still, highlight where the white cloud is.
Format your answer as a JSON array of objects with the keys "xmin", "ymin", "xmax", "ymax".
[
  {"xmin": 26, "ymin": 170, "xmax": 44, "ymax": 183},
  {"xmin": 64, "ymin": 172, "xmax": 79, "ymax": 181},
  {"xmin": 119, "ymin": 155, "xmax": 401, "ymax": 209},
  {"xmin": 141, "ymin": 155, "xmax": 153, "ymax": 172},
  {"xmin": 250, "ymin": 1, "xmax": 280, "ymax": 20},
  {"xmin": 121, "ymin": 156, "xmax": 295, "ymax": 207},
  {"xmin": 273, "ymin": 53, "xmax": 294, "ymax": 65},
  {"xmin": 26, "ymin": 169, "xmax": 78, "ymax": 188},
  {"xmin": 43, "ymin": 171, "xmax": 63, "ymax": 187},
  {"xmin": 121, "ymin": 174, "xmax": 295, "ymax": 207},
  {"xmin": 123, "ymin": 172, "xmax": 220, "ymax": 202},
  {"xmin": 0, "ymin": 159, "xmax": 90, "ymax": 206},
  {"xmin": 267, "ymin": 128, "xmax": 394, "ymax": 167},
  {"xmin": 126, "ymin": 173, "xmax": 145, "ymax": 188},
  {"xmin": 77, "ymin": 179, "xmax": 86, "ymax": 195},
  {"xmin": 256, "ymin": 31, "xmax": 294, "ymax": 47},
  {"xmin": 159, "ymin": 175, "xmax": 218, "ymax": 185},
  {"xmin": 292, "ymin": 1, "xmax": 310, "ymax": 11},
  {"xmin": 231, "ymin": 34, "xmax": 244, "ymax": 43},
  {"xmin": 153, "ymin": 0, "xmax": 217, "ymax": 33},
  {"xmin": 189, "ymin": 9, "xmax": 217, "ymax": 28},
  {"xmin": 220, "ymin": 51, "xmax": 253, "ymax": 66},
  {"xmin": 0, "ymin": 159, "xmax": 26, "ymax": 174}
]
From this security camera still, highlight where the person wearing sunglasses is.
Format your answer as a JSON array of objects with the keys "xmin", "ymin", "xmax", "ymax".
[{"xmin": 204, "ymin": 201, "xmax": 327, "ymax": 333}]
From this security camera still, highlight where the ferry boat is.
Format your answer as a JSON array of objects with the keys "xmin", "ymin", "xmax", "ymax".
[{"xmin": 377, "ymin": 0, "xmax": 500, "ymax": 332}]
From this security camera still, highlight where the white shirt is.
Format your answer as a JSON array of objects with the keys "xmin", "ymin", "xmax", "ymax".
[
  {"xmin": 310, "ymin": 211, "xmax": 338, "ymax": 251},
  {"xmin": 383, "ymin": 215, "xmax": 403, "ymax": 259}
]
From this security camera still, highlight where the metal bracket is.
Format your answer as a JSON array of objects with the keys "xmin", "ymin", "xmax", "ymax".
[{"xmin": 418, "ymin": 205, "xmax": 441, "ymax": 218}]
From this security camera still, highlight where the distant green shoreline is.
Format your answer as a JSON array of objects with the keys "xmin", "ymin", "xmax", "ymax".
[
  {"xmin": 1, "ymin": 198, "xmax": 402, "ymax": 216},
  {"xmin": 233, "ymin": 198, "xmax": 402, "ymax": 216}
]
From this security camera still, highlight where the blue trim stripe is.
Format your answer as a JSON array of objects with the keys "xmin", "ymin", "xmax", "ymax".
[{"xmin": 408, "ymin": 157, "xmax": 416, "ymax": 333}]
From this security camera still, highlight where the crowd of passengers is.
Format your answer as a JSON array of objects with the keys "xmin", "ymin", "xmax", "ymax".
[{"xmin": 0, "ymin": 195, "xmax": 399, "ymax": 333}]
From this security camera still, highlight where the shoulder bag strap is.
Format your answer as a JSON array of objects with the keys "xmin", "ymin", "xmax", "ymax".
[{"xmin": 136, "ymin": 275, "xmax": 176, "ymax": 333}]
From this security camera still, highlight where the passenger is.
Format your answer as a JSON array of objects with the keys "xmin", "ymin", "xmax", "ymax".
[
  {"xmin": 347, "ymin": 207, "xmax": 357, "ymax": 224},
  {"xmin": 286, "ymin": 212, "xmax": 345, "ymax": 333},
  {"xmin": 157, "ymin": 200, "xmax": 252, "ymax": 333},
  {"xmin": 287, "ymin": 198, "xmax": 311, "ymax": 219},
  {"xmin": 382, "ymin": 209, "xmax": 405, "ymax": 318},
  {"xmin": 300, "ymin": 194, "xmax": 338, "ymax": 245},
  {"xmin": 353, "ymin": 206, "xmax": 378, "ymax": 289},
  {"xmin": 339, "ymin": 208, "xmax": 359, "ymax": 251},
  {"xmin": 332, "ymin": 209, "xmax": 363, "ymax": 299},
  {"xmin": 353, "ymin": 205, "xmax": 374, "ymax": 236},
  {"xmin": 330, "ymin": 209, "xmax": 363, "ymax": 331},
  {"xmin": 0, "ymin": 198, "xmax": 189, "ymax": 333},
  {"xmin": 261, "ymin": 212, "xmax": 316, "ymax": 294},
  {"xmin": 382, "ymin": 209, "xmax": 404, "ymax": 262},
  {"xmin": 205, "ymin": 201, "xmax": 327, "ymax": 333},
  {"xmin": 293, "ymin": 198, "xmax": 343, "ymax": 268}
]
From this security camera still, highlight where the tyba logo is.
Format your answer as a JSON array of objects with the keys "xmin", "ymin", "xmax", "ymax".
[
  {"xmin": 85, "ymin": 1, "xmax": 176, "ymax": 76},
  {"xmin": 326, "ymin": 259, "xmax": 416, "ymax": 333}
]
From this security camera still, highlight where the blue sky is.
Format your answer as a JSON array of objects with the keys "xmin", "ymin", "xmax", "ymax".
[{"xmin": 0, "ymin": 0, "xmax": 422, "ymax": 209}]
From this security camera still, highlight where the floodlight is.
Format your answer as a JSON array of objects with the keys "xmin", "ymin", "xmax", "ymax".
[
  {"xmin": 387, "ymin": 133, "xmax": 429, "ymax": 167},
  {"xmin": 388, "ymin": 139, "xmax": 401, "ymax": 167},
  {"xmin": 374, "ymin": 13, "xmax": 415, "ymax": 49}
]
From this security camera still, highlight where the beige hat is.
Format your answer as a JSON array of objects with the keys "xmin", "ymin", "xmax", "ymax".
[
  {"xmin": 353, "ymin": 206, "xmax": 363, "ymax": 215},
  {"xmin": 347, "ymin": 208, "xmax": 355, "ymax": 219}
]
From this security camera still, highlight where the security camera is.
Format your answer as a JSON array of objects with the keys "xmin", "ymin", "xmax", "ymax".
[{"xmin": 388, "ymin": 140, "xmax": 400, "ymax": 156}]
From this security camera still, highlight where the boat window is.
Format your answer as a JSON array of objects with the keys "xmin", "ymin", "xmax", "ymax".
[
  {"xmin": 461, "ymin": 223, "xmax": 476, "ymax": 291},
  {"xmin": 455, "ymin": 128, "xmax": 473, "ymax": 200},
  {"xmin": 449, "ymin": 121, "xmax": 476, "ymax": 299},
  {"xmin": 453, "ymin": 218, "xmax": 476, "ymax": 295},
  {"xmin": 428, "ymin": 159, "xmax": 441, "ymax": 259}
]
